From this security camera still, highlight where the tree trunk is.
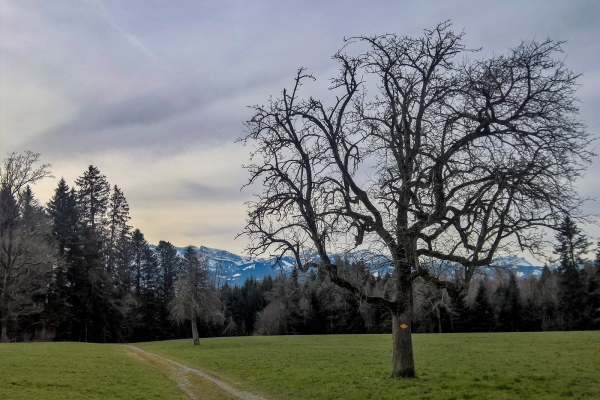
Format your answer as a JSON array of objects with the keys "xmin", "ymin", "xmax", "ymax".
[
  {"xmin": 391, "ymin": 308, "xmax": 415, "ymax": 377},
  {"xmin": 1, "ymin": 321, "xmax": 8, "ymax": 342},
  {"xmin": 191, "ymin": 318, "xmax": 199, "ymax": 346},
  {"xmin": 0, "ymin": 298, "xmax": 10, "ymax": 342}
]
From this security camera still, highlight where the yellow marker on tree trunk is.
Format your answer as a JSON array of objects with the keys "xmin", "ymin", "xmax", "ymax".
[{"xmin": 400, "ymin": 324, "xmax": 408, "ymax": 329}]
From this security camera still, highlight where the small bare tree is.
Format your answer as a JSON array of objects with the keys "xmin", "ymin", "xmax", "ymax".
[
  {"xmin": 0, "ymin": 152, "xmax": 52, "ymax": 196},
  {"xmin": 0, "ymin": 152, "xmax": 53, "ymax": 341},
  {"xmin": 241, "ymin": 22, "xmax": 592, "ymax": 377},
  {"xmin": 169, "ymin": 246, "xmax": 219, "ymax": 345}
]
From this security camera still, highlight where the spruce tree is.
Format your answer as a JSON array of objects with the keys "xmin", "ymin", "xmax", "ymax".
[
  {"xmin": 156, "ymin": 241, "xmax": 181, "ymax": 305},
  {"xmin": 553, "ymin": 216, "xmax": 590, "ymax": 267},
  {"xmin": 495, "ymin": 274, "xmax": 523, "ymax": 332},
  {"xmin": 554, "ymin": 217, "xmax": 589, "ymax": 330},
  {"xmin": 451, "ymin": 293, "xmax": 470, "ymax": 332},
  {"xmin": 156, "ymin": 240, "xmax": 181, "ymax": 337},
  {"xmin": 75, "ymin": 165, "xmax": 110, "ymax": 237},
  {"xmin": 591, "ymin": 245, "xmax": 600, "ymax": 328},
  {"xmin": 131, "ymin": 229, "xmax": 149, "ymax": 296},
  {"xmin": 471, "ymin": 282, "xmax": 495, "ymax": 332},
  {"xmin": 47, "ymin": 179, "xmax": 79, "ymax": 258},
  {"xmin": 140, "ymin": 246, "xmax": 160, "ymax": 340},
  {"xmin": 74, "ymin": 166, "xmax": 114, "ymax": 342},
  {"xmin": 105, "ymin": 185, "xmax": 130, "ymax": 273}
]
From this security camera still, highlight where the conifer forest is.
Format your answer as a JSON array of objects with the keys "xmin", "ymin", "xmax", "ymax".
[{"xmin": 0, "ymin": 152, "xmax": 598, "ymax": 343}]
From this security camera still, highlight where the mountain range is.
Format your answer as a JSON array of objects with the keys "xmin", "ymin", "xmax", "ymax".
[{"xmin": 167, "ymin": 246, "xmax": 549, "ymax": 285}]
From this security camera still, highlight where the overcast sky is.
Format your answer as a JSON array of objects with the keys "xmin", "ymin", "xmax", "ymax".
[{"xmin": 1, "ymin": 0, "xmax": 599, "ymax": 256}]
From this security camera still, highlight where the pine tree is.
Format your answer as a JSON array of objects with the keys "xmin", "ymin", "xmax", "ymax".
[
  {"xmin": 451, "ymin": 292, "xmax": 470, "ymax": 332},
  {"xmin": 495, "ymin": 274, "xmax": 522, "ymax": 332},
  {"xmin": 553, "ymin": 216, "xmax": 590, "ymax": 267},
  {"xmin": 131, "ymin": 229, "xmax": 149, "ymax": 296},
  {"xmin": 47, "ymin": 179, "xmax": 79, "ymax": 258},
  {"xmin": 155, "ymin": 240, "xmax": 181, "ymax": 337},
  {"xmin": 75, "ymin": 166, "xmax": 110, "ymax": 237},
  {"xmin": 291, "ymin": 265, "xmax": 299, "ymax": 287},
  {"xmin": 554, "ymin": 217, "xmax": 589, "ymax": 330},
  {"xmin": 471, "ymin": 282, "xmax": 495, "ymax": 332},
  {"xmin": 111, "ymin": 226, "xmax": 137, "ymax": 341},
  {"xmin": 156, "ymin": 241, "xmax": 181, "ymax": 305},
  {"xmin": 44, "ymin": 178, "xmax": 82, "ymax": 340},
  {"xmin": 73, "ymin": 166, "xmax": 115, "ymax": 342},
  {"xmin": 141, "ymin": 246, "xmax": 160, "ymax": 340},
  {"xmin": 590, "ymin": 245, "xmax": 600, "ymax": 328},
  {"xmin": 105, "ymin": 185, "xmax": 130, "ymax": 273},
  {"xmin": 48, "ymin": 180, "xmax": 99, "ymax": 343}
]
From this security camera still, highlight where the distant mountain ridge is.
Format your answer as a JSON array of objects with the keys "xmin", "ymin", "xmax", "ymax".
[
  {"xmin": 488, "ymin": 256, "xmax": 547, "ymax": 278},
  {"xmin": 158, "ymin": 245, "xmax": 549, "ymax": 285}
]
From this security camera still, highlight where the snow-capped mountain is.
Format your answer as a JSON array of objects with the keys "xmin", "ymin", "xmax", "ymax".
[
  {"xmin": 487, "ymin": 256, "xmax": 546, "ymax": 278},
  {"xmin": 160, "ymin": 245, "xmax": 548, "ymax": 284},
  {"xmin": 172, "ymin": 245, "xmax": 296, "ymax": 285}
]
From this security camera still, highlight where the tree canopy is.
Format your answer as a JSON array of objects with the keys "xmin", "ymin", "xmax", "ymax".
[{"xmin": 241, "ymin": 22, "xmax": 592, "ymax": 377}]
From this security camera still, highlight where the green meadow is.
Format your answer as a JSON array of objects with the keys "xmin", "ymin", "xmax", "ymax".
[
  {"xmin": 138, "ymin": 332, "xmax": 600, "ymax": 400},
  {"xmin": 0, "ymin": 342, "xmax": 186, "ymax": 400},
  {"xmin": 1, "ymin": 332, "xmax": 599, "ymax": 399}
]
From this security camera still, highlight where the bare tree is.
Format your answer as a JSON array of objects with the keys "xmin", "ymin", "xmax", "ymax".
[
  {"xmin": 0, "ymin": 151, "xmax": 52, "ymax": 196},
  {"xmin": 0, "ymin": 186, "xmax": 53, "ymax": 342},
  {"xmin": 240, "ymin": 22, "xmax": 592, "ymax": 377},
  {"xmin": 0, "ymin": 152, "xmax": 53, "ymax": 341},
  {"xmin": 169, "ymin": 247, "xmax": 220, "ymax": 345}
]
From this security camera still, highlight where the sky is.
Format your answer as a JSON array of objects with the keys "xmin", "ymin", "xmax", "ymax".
[{"xmin": 1, "ymin": 0, "xmax": 599, "ymax": 257}]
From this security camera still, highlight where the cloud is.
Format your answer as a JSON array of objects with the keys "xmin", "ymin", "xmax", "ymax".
[
  {"xmin": 183, "ymin": 182, "xmax": 248, "ymax": 202},
  {"xmin": 2, "ymin": 0, "xmax": 600, "ymax": 254}
]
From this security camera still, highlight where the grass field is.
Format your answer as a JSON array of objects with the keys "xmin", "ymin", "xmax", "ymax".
[
  {"xmin": 137, "ymin": 331, "xmax": 600, "ymax": 400},
  {"xmin": 0, "ymin": 342, "xmax": 187, "ymax": 399},
  {"xmin": 1, "ymin": 332, "xmax": 599, "ymax": 399}
]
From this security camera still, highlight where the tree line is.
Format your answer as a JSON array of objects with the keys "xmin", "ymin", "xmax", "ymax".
[
  {"xmin": 1, "ymin": 152, "xmax": 598, "ymax": 343},
  {"xmin": 221, "ymin": 246, "xmax": 600, "ymax": 337}
]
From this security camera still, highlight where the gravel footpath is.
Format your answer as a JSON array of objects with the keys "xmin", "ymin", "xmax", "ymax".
[{"xmin": 126, "ymin": 345, "xmax": 267, "ymax": 400}]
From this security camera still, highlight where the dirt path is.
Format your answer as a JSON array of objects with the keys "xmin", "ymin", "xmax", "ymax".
[{"xmin": 125, "ymin": 345, "xmax": 267, "ymax": 400}]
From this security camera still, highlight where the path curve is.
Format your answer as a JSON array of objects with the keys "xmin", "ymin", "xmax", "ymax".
[{"xmin": 126, "ymin": 345, "xmax": 267, "ymax": 400}]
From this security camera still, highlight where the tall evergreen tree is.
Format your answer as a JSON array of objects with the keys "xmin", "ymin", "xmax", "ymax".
[
  {"xmin": 471, "ymin": 282, "xmax": 495, "ymax": 332},
  {"xmin": 73, "ymin": 166, "xmax": 114, "ymax": 342},
  {"xmin": 51, "ymin": 193, "xmax": 92, "ymax": 342},
  {"xmin": 590, "ymin": 246, "xmax": 600, "ymax": 328},
  {"xmin": 553, "ymin": 216, "xmax": 590, "ymax": 267},
  {"xmin": 156, "ymin": 241, "xmax": 181, "ymax": 306},
  {"xmin": 47, "ymin": 179, "xmax": 79, "ymax": 258},
  {"xmin": 75, "ymin": 166, "xmax": 110, "ymax": 237},
  {"xmin": 495, "ymin": 274, "xmax": 523, "ymax": 331},
  {"xmin": 155, "ymin": 240, "xmax": 181, "ymax": 337},
  {"xmin": 111, "ymin": 227, "xmax": 137, "ymax": 341},
  {"xmin": 131, "ymin": 229, "xmax": 149, "ymax": 296},
  {"xmin": 105, "ymin": 185, "xmax": 130, "ymax": 273},
  {"xmin": 140, "ymin": 246, "xmax": 161, "ymax": 340},
  {"xmin": 554, "ymin": 217, "xmax": 589, "ymax": 330}
]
